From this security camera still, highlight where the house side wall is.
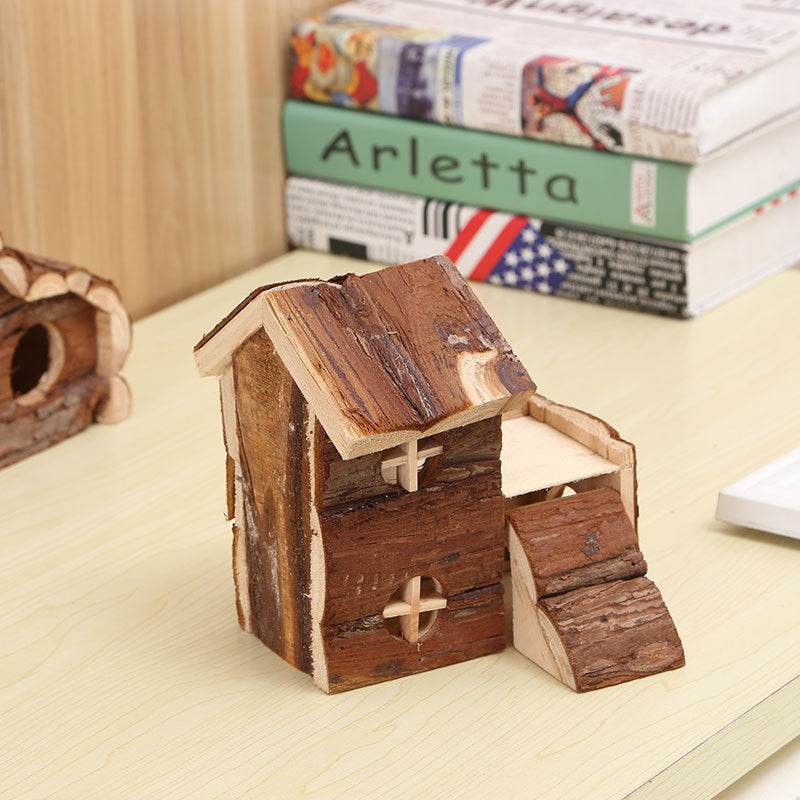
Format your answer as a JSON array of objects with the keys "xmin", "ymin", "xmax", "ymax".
[
  {"xmin": 0, "ymin": 291, "xmax": 107, "ymax": 468},
  {"xmin": 313, "ymin": 415, "xmax": 506, "ymax": 692},
  {"xmin": 230, "ymin": 328, "xmax": 312, "ymax": 674}
]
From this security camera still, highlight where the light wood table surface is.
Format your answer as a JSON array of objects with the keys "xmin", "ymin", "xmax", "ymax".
[{"xmin": 2, "ymin": 251, "xmax": 799, "ymax": 799}]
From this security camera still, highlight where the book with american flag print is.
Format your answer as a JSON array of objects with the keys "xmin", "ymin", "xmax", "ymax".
[{"xmin": 285, "ymin": 176, "xmax": 800, "ymax": 318}]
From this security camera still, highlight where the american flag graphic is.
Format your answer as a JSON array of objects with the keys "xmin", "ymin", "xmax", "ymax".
[{"xmin": 445, "ymin": 210, "xmax": 574, "ymax": 294}]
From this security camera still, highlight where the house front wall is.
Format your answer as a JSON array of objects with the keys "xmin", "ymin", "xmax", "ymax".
[
  {"xmin": 228, "ymin": 327, "xmax": 508, "ymax": 692},
  {"xmin": 313, "ymin": 415, "xmax": 506, "ymax": 693}
]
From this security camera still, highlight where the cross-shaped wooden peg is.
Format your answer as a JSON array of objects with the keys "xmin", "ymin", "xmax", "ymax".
[
  {"xmin": 396, "ymin": 439, "xmax": 418, "ymax": 492},
  {"xmin": 383, "ymin": 576, "xmax": 447, "ymax": 643},
  {"xmin": 381, "ymin": 438, "xmax": 444, "ymax": 491}
]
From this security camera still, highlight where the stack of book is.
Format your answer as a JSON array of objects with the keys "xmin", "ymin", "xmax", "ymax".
[{"xmin": 282, "ymin": 0, "xmax": 800, "ymax": 316}]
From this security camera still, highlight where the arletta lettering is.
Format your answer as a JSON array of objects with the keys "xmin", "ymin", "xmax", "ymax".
[
  {"xmin": 321, "ymin": 129, "xmax": 359, "ymax": 166},
  {"xmin": 317, "ymin": 129, "xmax": 579, "ymax": 202},
  {"xmin": 546, "ymin": 175, "xmax": 578, "ymax": 203},
  {"xmin": 431, "ymin": 155, "xmax": 463, "ymax": 183}
]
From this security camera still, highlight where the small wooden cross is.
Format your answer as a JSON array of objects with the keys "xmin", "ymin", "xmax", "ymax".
[
  {"xmin": 383, "ymin": 576, "xmax": 447, "ymax": 643},
  {"xmin": 381, "ymin": 438, "xmax": 443, "ymax": 491}
]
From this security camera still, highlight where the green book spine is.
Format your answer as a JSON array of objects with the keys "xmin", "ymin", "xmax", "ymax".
[{"xmin": 283, "ymin": 100, "xmax": 692, "ymax": 241}]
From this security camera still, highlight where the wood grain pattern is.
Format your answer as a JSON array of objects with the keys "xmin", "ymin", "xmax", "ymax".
[
  {"xmin": 508, "ymin": 486, "xmax": 682, "ymax": 691},
  {"xmin": 202, "ymin": 262, "xmax": 521, "ymax": 691},
  {"xmin": 508, "ymin": 488, "xmax": 646, "ymax": 600},
  {"xmin": 222, "ymin": 323, "xmax": 507, "ymax": 692},
  {"xmin": 260, "ymin": 257, "xmax": 535, "ymax": 458},
  {"xmin": 501, "ymin": 411, "xmax": 620, "ymax": 499},
  {"xmin": 319, "ymin": 468, "xmax": 505, "ymax": 622},
  {"xmin": 539, "ymin": 577, "xmax": 685, "ymax": 692},
  {"xmin": 0, "ymin": 373, "xmax": 109, "ymax": 469},
  {"xmin": 0, "ymin": 245, "xmax": 132, "ymax": 465},
  {"xmin": 1, "ymin": 295, "xmax": 95, "ymax": 391},
  {"xmin": 527, "ymin": 395, "xmax": 639, "ymax": 528},
  {"xmin": 231, "ymin": 328, "xmax": 312, "ymax": 673},
  {"xmin": 202, "ymin": 258, "xmax": 669, "ymax": 694},
  {"xmin": 318, "ymin": 434, "xmax": 399, "ymax": 509},
  {"xmin": 0, "ymin": 291, "xmax": 110, "ymax": 467},
  {"xmin": 0, "ymin": 0, "xmax": 334, "ymax": 318},
  {"xmin": 509, "ymin": 528, "xmax": 575, "ymax": 687},
  {"xmin": 323, "ymin": 584, "xmax": 505, "ymax": 693},
  {"xmin": 3, "ymin": 252, "xmax": 800, "ymax": 799},
  {"xmin": 93, "ymin": 374, "xmax": 132, "ymax": 424},
  {"xmin": 318, "ymin": 415, "xmax": 501, "ymax": 511},
  {"xmin": 315, "ymin": 415, "xmax": 506, "ymax": 692},
  {"xmin": 0, "ymin": 246, "xmax": 133, "ymax": 372}
]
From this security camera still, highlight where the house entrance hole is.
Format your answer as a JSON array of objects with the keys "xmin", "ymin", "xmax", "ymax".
[
  {"xmin": 11, "ymin": 323, "xmax": 65, "ymax": 404},
  {"xmin": 383, "ymin": 576, "xmax": 446, "ymax": 644}
]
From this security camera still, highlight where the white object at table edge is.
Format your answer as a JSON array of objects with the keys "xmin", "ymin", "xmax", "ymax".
[{"xmin": 716, "ymin": 446, "xmax": 800, "ymax": 539}]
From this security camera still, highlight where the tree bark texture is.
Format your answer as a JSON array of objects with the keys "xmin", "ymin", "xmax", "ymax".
[
  {"xmin": 0, "ymin": 290, "xmax": 106, "ymax": 468},
  {"xmin": 539, "ymin": 577, "xmax": 685, "ymax": 691},
  {"xmin": 508, "ymin": 488, "xmax": 646, "ymax": 600},
  {"xmin": 232, "ymin": 328, "xmax": 312, "ymax": 673}
]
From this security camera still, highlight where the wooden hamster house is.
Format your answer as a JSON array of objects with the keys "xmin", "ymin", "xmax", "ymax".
[
  {"xmin": 0, "ymin": 241, "xmax": 131, "ymax": 468},
  {"xmin": 195, "ymin": 255, "xmax": 683, "ymax": 693}
]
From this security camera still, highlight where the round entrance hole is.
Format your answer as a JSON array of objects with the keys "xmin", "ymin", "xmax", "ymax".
[
  {"xmin": 383, "ymin": 576, "xmax": 446, "ymax": 643},
  {"xmin": 11, "ymin": 323, "xmax": 65, "ymax": 404}
]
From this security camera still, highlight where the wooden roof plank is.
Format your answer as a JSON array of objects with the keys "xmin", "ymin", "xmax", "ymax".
[{"xmin": 200, "ymin": 256, "xmax": 536, "ymax": 459}]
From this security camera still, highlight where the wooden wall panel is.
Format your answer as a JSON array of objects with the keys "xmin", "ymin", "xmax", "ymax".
[{"xmin": 0, "ymin": 0, "xmax": 334, "ymax": 319}]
